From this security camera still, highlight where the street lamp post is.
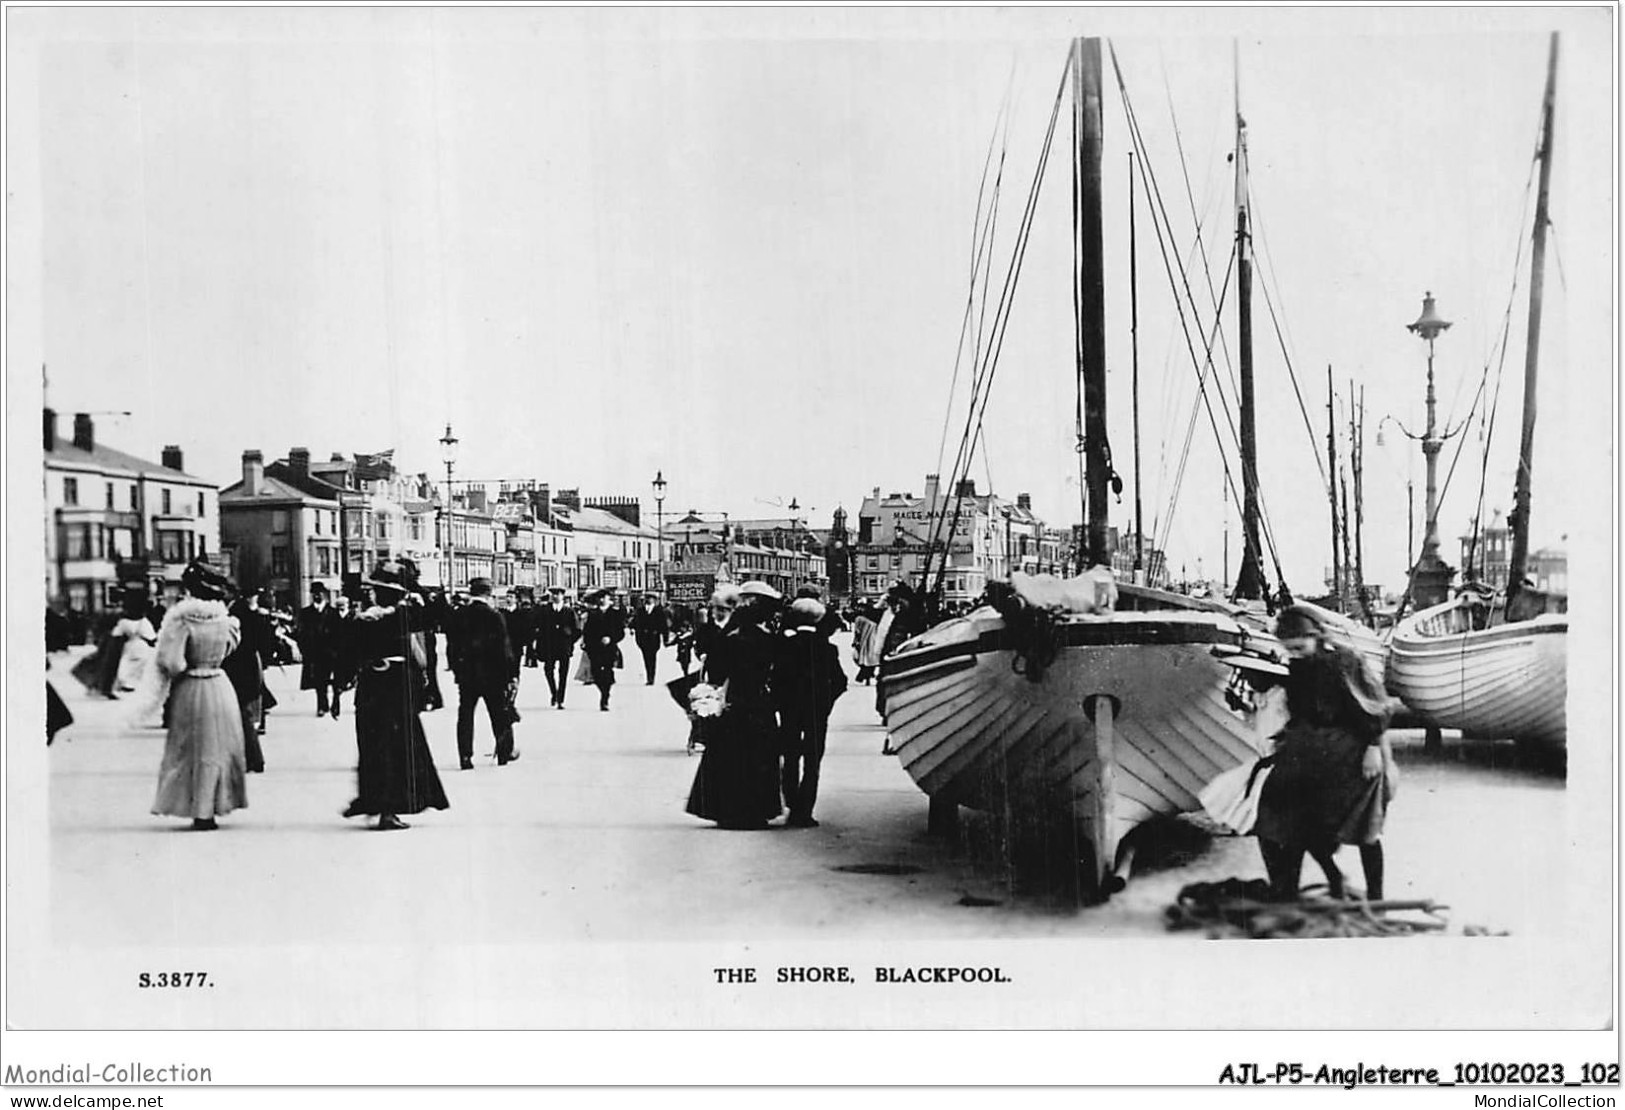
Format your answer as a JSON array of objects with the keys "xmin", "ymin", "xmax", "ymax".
[
  {"xmin": 788, "ymin": 497, "xmax": 801, "ymax": 593},
  {"xmin": 439, "ymin": 423, "xmax": 459, "ymax": 589},
  {"xmin": 651, "ymin": 469, "xmax": 667, "ymax": 599},
  {"xmin": 1002, "ymin": 505, "xmax": 1013, "ymax": 581},
  {"xmin": 1405, "ymin": 293, "xmax": 1457, "ymax": 608}
]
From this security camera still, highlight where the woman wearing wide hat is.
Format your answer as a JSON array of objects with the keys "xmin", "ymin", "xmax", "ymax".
[
  {"xmin": 339, "ymin": 558, "xmax": 449, "ymax": 830},
  {"xmin": 684, "ymin": 584, "xmax": 783, "ymax": 829},
  {"xmin": 150, "ymin": 560, "xmax": 249, "ymax": 831}
]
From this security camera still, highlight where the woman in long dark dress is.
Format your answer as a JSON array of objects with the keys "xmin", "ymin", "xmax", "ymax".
[
  {"xmin": 340, "ymin": 559, "xmax": 449, "ymax": 831},
  {"xmin": 685, "ymin": 585, "xmax": 782, "ymax": 829},
  {"xmin": 1253, "ymin": 604, "xmax": 1398, "ymax": 900}
]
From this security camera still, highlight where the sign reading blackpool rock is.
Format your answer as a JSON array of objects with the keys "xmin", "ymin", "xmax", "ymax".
[{"xmin": 665, "ymin": 574, "xmax": 714, "ymax": 603}]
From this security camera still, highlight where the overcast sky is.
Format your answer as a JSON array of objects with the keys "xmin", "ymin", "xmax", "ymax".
[{"xmin": 8, "ymin": 6, "xmax": 1613, "ymax": 595}]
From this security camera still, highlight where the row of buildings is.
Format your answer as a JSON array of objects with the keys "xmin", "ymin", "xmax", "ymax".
[
  {"xmin": 851, "ymin": 474, "xmax": 1167, "ymax": 609},
  {"xmin": 43, "ymin": 411, "xmax": 834, "ymax": 616},
  {"xmin": 41, "ymin": 411, "xmax": 1200, "ymax": 623}
]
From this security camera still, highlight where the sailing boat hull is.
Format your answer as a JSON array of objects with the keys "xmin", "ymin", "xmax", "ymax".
[
  {"xmin": 1386, "ymin": 597, "xmax": 1567, "ymax": 749},
  {"xmin": 880, "ymin": 607, "xmax": 1286, "ymax": 884}
]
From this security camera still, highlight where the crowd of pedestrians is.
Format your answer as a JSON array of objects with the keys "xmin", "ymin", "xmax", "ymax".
[{"xmin": 47, "ymin": 561, "xmax": 942, "ymax": 839}]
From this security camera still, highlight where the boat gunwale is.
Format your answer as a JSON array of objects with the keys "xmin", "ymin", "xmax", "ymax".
[
  {"xmin": 880, "ymin": 611, "xmax": 1260, "ymax": 681},
  {"xmin": 1390, "ymin": 598, "xmax": 1568, "ymax": 652}
]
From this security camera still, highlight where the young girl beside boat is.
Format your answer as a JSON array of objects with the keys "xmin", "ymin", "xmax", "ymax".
[{"xmin": 1252, "ymin": 604, "xmax": 1401, "ymax": 902}]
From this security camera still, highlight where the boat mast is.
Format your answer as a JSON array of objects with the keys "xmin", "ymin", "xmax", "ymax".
[
  {"xmin": 1233, "ymin": 51, "xmax": 1265, "ymax": 600},
  {"xmin": 1340, "ymin": 463, "xmax": 1353, "ymax": 614},
  {"xmin": 1076, "ymin": 38, "xmax": 1111, "ymax": 569},
  {"xmin": 1352, "ymin": 380, "xmax": 1368, "ymax": 621},
  {"xmin": 1129, "ymin": 150, "xmax": 1144, "ymax": 581},
  {"xmin": 1507, "ymin": 32, "xmax": 1559, "ymax": 603},
  {"xmin": 1326, "ymin": 365, "xmax": 1341, "ymax": 606}
]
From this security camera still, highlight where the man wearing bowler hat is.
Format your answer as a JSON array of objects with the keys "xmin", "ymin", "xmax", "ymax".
[
  {"xmin": 450, "ymin": 577, "xmax": 520, "ymax": 768},
  {"xmin": 629, "ymin": 592, "xmax": 670, "ymax": 685},
  {"xmin": 508, "ymin": 585, "xmax": 541, "ymax": 672},
  {"xmin": 581, "ymin": 589, "xmax": 626, "ymax": 711},
  {"xmin": 296, "ymin": 581, "xmax": 342, "ymax": 718},
  {"xmin": 536, "ymin": 586, "xmax": 580, "ymax": 708}
]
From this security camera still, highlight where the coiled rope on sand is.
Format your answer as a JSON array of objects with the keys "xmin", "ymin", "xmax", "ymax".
[{"xmin": 1166, "ymin": 878, "xmax": 1462, "ymax": 939}]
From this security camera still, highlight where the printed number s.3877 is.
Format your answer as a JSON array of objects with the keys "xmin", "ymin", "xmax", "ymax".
[{"xmin": 137, "ymin": 972, "xmax": 210, "ymax": 988}]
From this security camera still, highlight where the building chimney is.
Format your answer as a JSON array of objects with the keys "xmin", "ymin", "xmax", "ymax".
[
  {"xmin": 467, "ymin": 487, "xmax": 488, "ymax": 513},
  {"xmin": 923, "ymin": 473, "xmax": 941, "ymax": 504},
  {"xmin": 72, "ymin": 412, "xmax": 94, "ymax": 451},
  {"xmin": 587, "ymin": 495, "xmax": 640, "ymax": 528},
  {"xmin": 1017, "ymin": 493, "xmax": 1032, "ymax": 512},
  {"xmin": 242, "ymin": 450, "xmax": 264, "ymax": 496},
  {"xmin": 956, "ymin": 478, "xmax": 976, "ymax": 498},
  {"xmin": 554, "ymin": 488, "xmax": 581, "ymax": 513},
  {"xmin": 43, "ymin": 408, "xmax": 56, "ymax": 452},
  {"xmin": 288, "ymin": 447, "xmax": 310, "ymax": 480},
  {"xmin": 529, "ymin": 484, "xmax": 553, "ymax": 525},
  {"xmin": 161, "ymin": 445, "xmax": 184, "ymax": 471}
]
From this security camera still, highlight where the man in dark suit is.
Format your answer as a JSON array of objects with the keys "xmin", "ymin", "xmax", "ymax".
[
  {"xmin": 507, "ymin": 586, "xmax": 541, "ymax": 672},
  {"xmin": 419, "ymin": 588, "xmax": 449, "ymax": 711},
  {"xmin": 224, "ymin": 588, "xmax": 278, "ymax": 773},
  {"xmin": 296, "ymin": 582, "xmax": 343, "ymax": 718},
  {"xmin": 581, "ymin": 590, "xmax": 626, "ymax": 711},
  {"xmin": 629, "ymin": 593, "xmax": 670, "ymax": 685},
  {"xmin": 535, "ymin": 586, "xmax": 580, "ymax": 708},
  {"xmin": 450, "ymin": 577, "xmax": 519, "ymax": 768}
]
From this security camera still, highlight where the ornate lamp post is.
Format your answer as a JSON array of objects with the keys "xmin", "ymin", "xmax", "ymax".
[
  {"xmin": 438, "ymin": 423, "xmax": 459, "ymax": 589},
  {"xmin": 651, "ymin": 469, "xmax": 667, "ymax": 598},
  {"xmin": 1001, "ymin": 504, "xmax": 1014, "ymax": 581},
  {"xmin": 788, "ymin": 497, "xmax": 801, "ymax": 592},
  {"xmin": 1405, "ymin": 292, "xmax": 1457, "ymax": 607}
]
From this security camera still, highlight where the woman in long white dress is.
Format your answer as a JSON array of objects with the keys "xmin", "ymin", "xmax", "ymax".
[{"xmin": 113, "ymin": 601, "xmax": 158, "ymax": 693}]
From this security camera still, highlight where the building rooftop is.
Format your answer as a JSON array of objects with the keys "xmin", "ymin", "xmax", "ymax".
[
  {"xmin": 218, "ymin": 473, "xmax": 324, "ymax": 504},
  {"xmin": 46, "ymin": 439, "xmax": 209, "ymax": 485},
  {"xmin": 555, "ymin": 505, "xmax": 656, "ymax": 538}
]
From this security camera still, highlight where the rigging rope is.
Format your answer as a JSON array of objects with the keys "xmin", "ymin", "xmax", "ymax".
[
  {"xmin": 1112, "ymin": 44, "xmax": 1287, "ymax": 597},
  {"xmin": 1249, "ymin": 199, "xmax": 1331, "ymax": 497},
  {"xmin": 1464, "ymin": 196, "xmax": 1535, "ymax": 581},
  {"xmin": 933, "ymin": 90, "xmax": 1011, "ymax": 487},
  {"xmin": 927, "ymin": 46, "xmax": 1072, "ymax": 597},
  {"xmin": 1159, "ymin": 253, "xmax": 1235, "ymax": 554},
  {"xmin": 1151, "ymin": 50, "xmax": 1258, "ymax": 563},
  {"xmin": 1397, "ymin": 122, "xmax": 1541, "ymax": 610}
]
